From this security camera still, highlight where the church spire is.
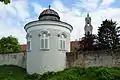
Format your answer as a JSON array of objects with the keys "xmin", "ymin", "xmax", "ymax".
[
  {"xmin": 85, "ymin": 13, "xmax": 91, "ymax": 25},
  {"xmin": 84, "ymin": 13, "xmax": 93, "ymax": 35},
  {"xmin": 87, "ymin": 13, "xmax": 89, "ymax": 17}
]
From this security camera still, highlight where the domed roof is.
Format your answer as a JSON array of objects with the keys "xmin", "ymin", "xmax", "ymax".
[{"xmin": 38, "ymin": 8, "xmax": 60, "ymax": 21}]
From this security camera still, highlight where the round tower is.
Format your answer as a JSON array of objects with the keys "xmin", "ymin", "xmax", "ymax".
[{"xmin": 24, "ymin": 7, "xmax": 73, "ymax": 74}]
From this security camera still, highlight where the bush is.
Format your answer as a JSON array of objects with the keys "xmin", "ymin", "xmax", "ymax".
[{"xmin": 26, "ymin": 67, "xmax": 120, "ymax": 80}]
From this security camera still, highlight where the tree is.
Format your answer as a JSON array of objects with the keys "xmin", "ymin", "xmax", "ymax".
[
  {"xmin": 0, "ymin": 0, "xmax": 10, "ymax": 4},
  {"xmin": 83, "ymin": 34, "xmax": 98, "ymax": 51},
  {"xmin": 116, "ymin": 26, "xmax": 120, "ymax": 48},
  {"xmin": 77, "ymin": 33, "xmax": 98, "ymax": 51},
  {"xmin": 0, "ymin": 36, "xmax": 20, "ymax": 54},
  {"xmin": 98, "ymin": 19, "xmax": 119, "ymax": 50}
]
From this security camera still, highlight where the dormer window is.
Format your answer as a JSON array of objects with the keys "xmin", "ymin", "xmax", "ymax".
[{"xmin": 39, "ymin": 30, "xmax": 50, "ymax": 50}]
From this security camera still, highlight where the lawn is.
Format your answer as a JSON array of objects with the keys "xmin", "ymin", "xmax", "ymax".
[
  {"xmin": 38, "ymin": 67, "xmax": 120, "ymax": 80},
  {"xmin": 0, "ymin": 65, "xmax": 120, "ymax": 80},
  {"xmin": 0, "ymin": 65, "xmax": 25, "ymax": 80}
]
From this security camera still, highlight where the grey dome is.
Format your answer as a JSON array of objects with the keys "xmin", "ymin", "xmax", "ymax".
[{"xmin": 38, "ymin": 9, "xmax": 60, "ymax": 21}]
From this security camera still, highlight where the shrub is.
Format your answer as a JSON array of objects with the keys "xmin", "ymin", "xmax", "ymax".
[{"xmin": 25, "ymin": 67, "xmax": 120, "ymax": 80}]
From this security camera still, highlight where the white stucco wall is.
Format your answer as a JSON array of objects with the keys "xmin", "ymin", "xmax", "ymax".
[
  {"xmin": 0, "ymin": 53, "xmax": 26, "ymax": 68},
  {"xmin": 24, "ymin": 20, "xmax": 73, "ymax": 74}
]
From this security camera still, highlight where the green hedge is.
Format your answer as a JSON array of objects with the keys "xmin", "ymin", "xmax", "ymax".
[
  {"xmin": 26, "ymin": 67, "xmax": 120, "ymax": 80},
  {"xmin": 1, "ymin": 66, "xmax": 120, "ymax": 80}
]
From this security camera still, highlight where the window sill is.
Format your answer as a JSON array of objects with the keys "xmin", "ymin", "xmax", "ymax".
[
  {"xmin": 26, "ymin": 50, "xmax": 31, "ymax": 52},
  {"xmin": 40, "ymin": 49, "xmax": 50, "ymax": 51},
  {"xmin": 58, "ymin": 49, "xmax": 66, "ymax": 51}
]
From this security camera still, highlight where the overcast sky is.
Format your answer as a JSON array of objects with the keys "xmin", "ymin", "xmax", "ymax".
[{"xmin": 0, "ymin": 0, "xmax": 120, "ymax": 44}]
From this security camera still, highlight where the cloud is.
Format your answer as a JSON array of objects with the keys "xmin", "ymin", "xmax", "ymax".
[
  {"xmin": 101, "ymin": 0, "xmax": 114, "ymax": 6},
  {"xmin": 100, "ymin": 0, "xmax": 115, "ymax": 9},
  {"xmin": 51, "ymin": 0, "xmax": 120, "ymax": 41},
  {"xmin": 91, "ymin": 8, "xmax": 120, "ymax": 34},
  {"xmin": 52, "ymin": 0, "xmax": 70, "ymax": 12},
  {"xmin": 31, "ymin": 2, "xmax": 44, "ymax": 17},
  {"xmin": 74, "ymin": 0, "xmax": 115, "ymax": 12},
  {"xmin": 74, "ymin": 0, "xmax": 101, "ymax": 12},
  {"xmin": 0, "ymin": 0, "xmax": 120, "ymax": 44},
  {"xmin": 0, "ymin": 0, "xmax": 30, "ymax": 44}
]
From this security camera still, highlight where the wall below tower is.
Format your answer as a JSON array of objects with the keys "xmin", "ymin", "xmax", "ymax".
[{"xmin": 66, "ymin": 49, "xmax": 120, "ymax": 68}]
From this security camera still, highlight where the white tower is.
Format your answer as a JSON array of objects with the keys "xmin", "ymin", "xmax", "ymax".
[
  {"xmin": 84, "ymin": 13, "xmax": 93, "ymax": 35},
  {"xmin": 24, "ymin": 7, "xmax": 73, "ymax": 74}
]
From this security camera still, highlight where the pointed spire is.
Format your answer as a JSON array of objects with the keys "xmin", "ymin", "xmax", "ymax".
[
  {"xmin": 87, "ymin": 13, "xmax": 89, "ymax": 17},
  {"xmin": 49, "ymin": 5, "xmax": 51, "ymax": 9}
]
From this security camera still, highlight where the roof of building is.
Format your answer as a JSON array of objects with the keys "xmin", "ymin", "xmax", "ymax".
[
  {"xmin": 38, "ymin": 8, "xmax": 60, "ymax": 21},
  {"xmin": 24, "ymin": 6, "xmax": 73, "ymax": 31},
  {"xmin": 20, "ymin": 44, "xmax": 27, "ymax": 52}
]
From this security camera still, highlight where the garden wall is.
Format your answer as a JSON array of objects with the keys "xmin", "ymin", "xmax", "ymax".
[
  {"xmin": 66, "ymin": 49, "xmax": 120, "ymax": 68},
  {"xmin": 0, "ymin": 53, "xmax": 26, "ymax": 68},
  {"xmin": 1, "ymin": 49, "xmax": 120, "ymax": 69}
]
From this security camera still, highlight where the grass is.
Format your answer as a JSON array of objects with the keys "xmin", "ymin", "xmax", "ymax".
[
  {"xmin": 29, "ymin": 67, "xmax": 120, "ymax": 80},
  {"xmin": 0, "ymin": 65, "xmax": 120, "ymax": 80},
  {"xmin": 0, "ymin": 65, "xmax": 25, "ymax": 80}
]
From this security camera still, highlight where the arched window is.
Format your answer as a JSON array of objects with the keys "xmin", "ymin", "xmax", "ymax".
[
  {"xmin": 58, "ymin": 33, "xmax": 67, "ymax": 51},
  {"xmin": 39, "ymin": 30, "xmax": 50, "ymax": 50},
  {"xmin": 26, "ymin": 33, "xmax": 32, "ymax": 51}
]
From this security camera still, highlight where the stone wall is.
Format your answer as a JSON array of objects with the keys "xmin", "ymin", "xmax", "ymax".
[
  {"xmin": 1, "ymin": 49, "xmax": 120, "ymax": 69},
  {"xmin": 66, "ymin": 49, "xmax": 120, "ymax": 68},
  {"xmin": 0, "ymin": 53, "xmax": 26, "ymax": 68}
]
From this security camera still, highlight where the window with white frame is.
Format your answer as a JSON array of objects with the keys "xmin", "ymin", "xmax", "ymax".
[
  {"xmin": 59, "ymin": 34, "xmax": 66, "ymax": 50},
  {"xmin": 27, "ymin": 33, "xmax": 32, "ymax": 51},
  {"xmin": 40, "ymin": 31, "xmax": 50, "ymax": 50}
]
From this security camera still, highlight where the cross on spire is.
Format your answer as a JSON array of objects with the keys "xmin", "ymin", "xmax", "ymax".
[{"xmin": 49, "ymin": 5, "xmax": 51, "ymax": 9}]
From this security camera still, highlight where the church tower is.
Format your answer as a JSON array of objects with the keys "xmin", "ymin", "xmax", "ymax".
[{"xmin": 84, "ymin": 13, "xmax": 93, "ymax": 35}]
